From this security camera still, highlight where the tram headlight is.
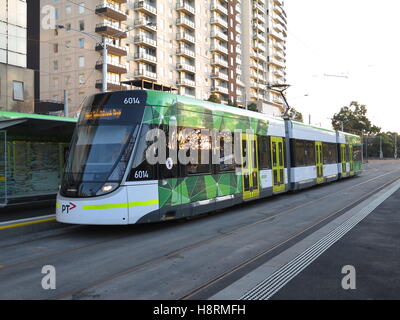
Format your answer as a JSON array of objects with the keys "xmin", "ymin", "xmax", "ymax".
[{"xmin": 96, "ymin": 183, "xmax": 119, "ymax": 196}]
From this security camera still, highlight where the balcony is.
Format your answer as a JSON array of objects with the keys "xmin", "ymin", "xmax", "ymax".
[
  {"xmin": 132, "ymin": 34, "xmax": 157, "ymax": 47},
  {"xmin": 210, "ymin": 16, "xmax": 228, "ymax": 29},
  {"xmin": 253, "ymin": 32, "xmax": 266, "ymax": 43},
  {"xmin": 95, "ymin": 79, "xmax": 128, "ymax": 91},
  {"xmin": 211, "ymin": 58, "xmax": 228, "ymax": 68},
  {"xmin": 133, "ymin": 52, "xmax": 157, "ymax": 63},
  {"xmin": 176, "ymin": 17, "xmax": 195, "ymax": 29},
  {"xmin": 95, "ymin": 61, "xmax": 127, "ymax": 74},
  {"xmin": 133, "ymin": 18, "xmax": 157, "ymax": 31},
  {"xmin": 95, "ymin": 42, "xmax": 127, "ymax": 56},
  {"xmin": 273, "ymin": 69, "xmax": 285, "ymax": 78},
  {"xmin": 176, "ymin": 47, "xmax": 196, "ymax": 58},
  {"xmin": 253, "ymin": 2, "xmax": 265, "ymax": 14},
  {"xmin": 95, "ymin": 2, "xmax": 127, "ymax": 21},
  {"xmin": 95, "ymin": 22, "xmax": 127, "ymax": 38},
  {"xmin": 211, "ymin": 30, "xmax": 228, "ymax": 42},
  {"xmin": 253, "ymin": 12, "xmax": 266, "ymax": 24},
  {"xmin": 211, "ymin": 85, "xmax": 229, "ymax": 95},
  {"xmin": 211, "ymin": 2, "xmax": 228, "ymax": 16},
  {"xmin": 269, "ymin": 57, "xmax": 285, "ymax": 69},
  {"xmin": 269, "ymin": 29, "xmax": 285, "ymax": 42},
  {"xmin": 176, "ymin": 63, "xmax": 196, "ymax": 73},
  {"xmin": 113, "ymin": 0, "xmax": 127, "ymax": 3},
  {"xmin": 176, "ymin": 1, "xmax": 195, "ymax": 15},
  {"xmin": 133, "ymin": 0, "xmax": 157, "ymax": 15},
  {"xmin": 211, "ymin": 43, "xmax": 228, "ymax": 55},
  {"xmin": 176, "ymin": 78, "xmax": 196, "ymax": 87},
  {"xmin": 273, "ymin": 5, "xmax": 287, "ymax": 19},
  {"xmin": 176, "ymin": 32, "xmax": 195, "ymax": 44},
  {"xmin": 133, "ymin": 69, "xmax": 157, "ymax": 80},
  {"xmin": 253, "ymin": 22, "xmax": 266, "ymax": 33},
  {"xmin": 211, "ymin": 71, "xmax": 229, "ymax": 81}
]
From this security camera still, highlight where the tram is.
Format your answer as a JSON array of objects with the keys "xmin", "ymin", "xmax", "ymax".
[{"xmin": 56, "ymin": 90, "xmax": 363, "ymax": 225}]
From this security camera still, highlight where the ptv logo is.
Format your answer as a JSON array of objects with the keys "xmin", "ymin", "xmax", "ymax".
[{"xmin": 62, "ymin": 202, "xmax": 77, "ymax": 214}]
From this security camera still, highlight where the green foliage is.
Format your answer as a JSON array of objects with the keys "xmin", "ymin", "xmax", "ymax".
[
  {"xmin": 207, "ymin": 93, "xmax": 221, "ymax": 104},
  {"xmin": 331, "ymin": 101, "xmax": 381, "ymax": 134},
  {"xmin": 288, "ymin": 107, "xmax": 304, "ymax": 122},
  {"xmin": 366, "ymin": 132, "xmax": 399, "ymax": 158}
]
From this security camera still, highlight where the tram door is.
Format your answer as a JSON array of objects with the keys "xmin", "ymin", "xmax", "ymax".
[
  {"xmin": 349, "ymin": 144, "xmax": 354, "ymax": 175},
  {"xmin": 0, "ymin": 131, "xmax": 6, "ymax": 205},
  {"xmin": 340, "ymin": 144, "xmax": 348, "ymax": 177},
  {"xmin": 270, "ymin": 137, "xmax": 285, "ymax": 193},
  {"xmin": 241, "ymin": 133, "xmax": 260, "ymax": 200},
  {"xmin": 315, "ymin": 141, "xmax": 324, "ymax": 183}
]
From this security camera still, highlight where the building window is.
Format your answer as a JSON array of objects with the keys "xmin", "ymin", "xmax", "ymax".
[
  {"xmin": 13, "ymin": 81, "xmax": 24, "ymax": 101},
  {"xmin": 53, "ymin": 60, "xmax": 58, "ymax": 70},
  {"xmin": 66, "ymin": 23, "xmax": 71, "ymax": 31},
  {"xmin": 53, "ymin": 43, "xmax": 58, "ymax": 53},
  {"xmin": 66, "ymin": 6, "xmax": 72, "ymax": 15},
  {"xmin": 78, "ymin": 56, "xmax": 85, "ymax": 67},
  {"xmin": 78, "ymin": 3, "xmax": 85, "ymax": 14},
  {"xmin": 79, "ymin": 20, "xmax": 84, "ymax": 31},
  {"xmin": 79, "ymin": 74, "xmax": 85, "ymax": 84},
  {"xmin": 78, "ymin": 38, "xmax": 84, "ymax": 49}
]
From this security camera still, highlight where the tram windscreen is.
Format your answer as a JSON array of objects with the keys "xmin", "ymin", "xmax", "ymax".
[{"xmin": 61, "ymin": 98, "xmax": 146, "ymax": 197}]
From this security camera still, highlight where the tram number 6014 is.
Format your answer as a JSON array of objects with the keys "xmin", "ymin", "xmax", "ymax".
[
  {"xmin": 124, "ymin": 97, "xmax": 141, "ymax": 105},
  {"xmin": 134, "ymin": 171, "xmax": 149, "ymax": 179}
]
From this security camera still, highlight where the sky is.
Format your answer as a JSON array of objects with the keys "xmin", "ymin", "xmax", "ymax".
[{"xmin": 285, "ymin": 0, "xmax": 400, "ymax": 132}]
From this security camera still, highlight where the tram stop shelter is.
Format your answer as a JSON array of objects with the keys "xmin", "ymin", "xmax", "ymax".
[{"xmin": 0, "ymin": 111, "xmax": 77, "ymax": 206}]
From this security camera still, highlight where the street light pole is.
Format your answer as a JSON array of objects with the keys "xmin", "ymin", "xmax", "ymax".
[
  {"xmin": 395, "ymin": 133, "xmax": 398, "ymax": 159},
  {"xmin": 102, "ymin": 36, "xmax": 108, "ymax": 92},
  {"xmin": 380, "ymin": 135, "xmax": 383, "ymax": 159}
]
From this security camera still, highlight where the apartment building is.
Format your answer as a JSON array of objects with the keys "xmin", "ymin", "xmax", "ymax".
[
  {"xmin": 0, "ymin": 0, "xmax": 34, "ymax": 113},
  {"xmin": 39, "ymin": 0, "xmax": 287, "ymax": 117}
]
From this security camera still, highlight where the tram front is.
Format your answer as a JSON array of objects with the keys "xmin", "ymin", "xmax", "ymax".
[{"xmin": 56, "ymin": 91, "xmax": 147, "ymax": 225}]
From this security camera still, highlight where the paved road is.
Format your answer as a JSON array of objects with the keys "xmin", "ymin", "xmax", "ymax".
[{"xmin": 0, "ymin": 160, "xmax": 399, "ymax": 300}]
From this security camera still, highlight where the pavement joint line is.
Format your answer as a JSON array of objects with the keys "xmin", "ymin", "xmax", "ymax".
[
  {"xmin": 210, "ymin": 178, "xmax": 400, "ymax": 300},
  {"xmin": 0, "ymin": 215, "xmax": 56, "ymax": 230}
]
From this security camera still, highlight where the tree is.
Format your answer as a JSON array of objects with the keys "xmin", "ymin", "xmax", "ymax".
[
  {"xmin": 288, "ymin": 107, "xmax": 304, "ymax": 122},
  {"xmin": 207, "ymin": 93, "xmax": 221, "ymax": 104},
  {"xmin": 331, "ymin": 101, "xmax": 381, "ymax": 134}
]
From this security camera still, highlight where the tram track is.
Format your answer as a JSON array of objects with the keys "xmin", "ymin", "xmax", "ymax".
[
  {"xmin": 47, "ymin": 169, "xmax": 400, "ymax": 300},
  {"xmin": 0, "ymin": 166, "xmax": 399, "ymax": 300},
  {"xmin": 1, "ymin": 167, "xmax": 398, "ymax": 273}
]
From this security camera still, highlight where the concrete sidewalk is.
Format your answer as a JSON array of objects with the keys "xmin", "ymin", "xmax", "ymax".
[{"xmin": 271, "ymin": 188, "xmax": 400, "ymax": 300}]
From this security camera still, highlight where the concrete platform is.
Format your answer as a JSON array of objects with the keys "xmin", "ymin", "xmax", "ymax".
[{"xmin": 211, "ymin": 178, "xmax": 400, "ymax": 300}]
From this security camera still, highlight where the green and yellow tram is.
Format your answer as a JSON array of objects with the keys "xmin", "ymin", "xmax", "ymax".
[{"xmin": 56, "ymin": 90, "xmax": 362, "ymax": 225}]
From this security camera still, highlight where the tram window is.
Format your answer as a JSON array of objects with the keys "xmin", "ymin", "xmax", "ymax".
[
  {"xmin": 294, "ymin": 140, "xmax": 305, "ymax": 167},
  {"xmin": 218, "ymin": 131, "xmax": 236, "ymax": 172},
  {"xmin": 305, "ymin": 141, "xmax": 316, "ymax": 166},
  {"xmin": 272, "ymin": 141, "xmax": 277, "ymax": 167},
  {"xmin": 179, "ymin": 128, "xmax": 212, "ymax": 176},
  {"xmin": 353, "ymin": 146, "xmax": 362, "ymax": 161},
  {"xmin": 258, "ymin": 136, "xmax": 271, "ymax": 169},
  {"xmin": 323, "ymin": 143, "xmax": 338, "ymax": 164},
  {"xmin": 345, "ymin": 145, "xmax": 350, "ymax": 162},
  {"xmin": 128, "ymin": 124, "xmax": 157, "ymax": 181}
]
